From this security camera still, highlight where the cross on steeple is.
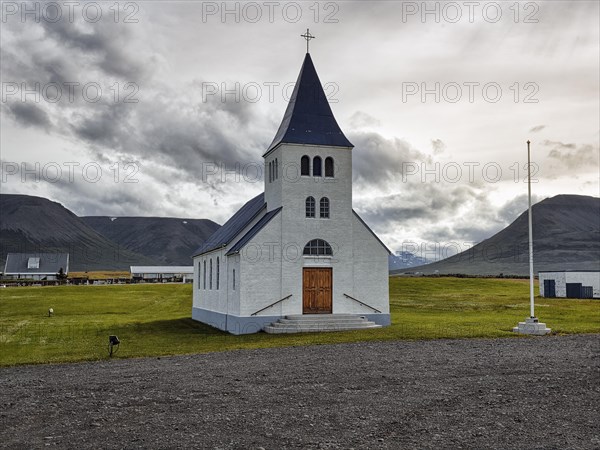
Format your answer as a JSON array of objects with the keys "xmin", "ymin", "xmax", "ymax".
[{"xmin": 301, "ymin": 28, "xmax": 315, "ymax": 53}]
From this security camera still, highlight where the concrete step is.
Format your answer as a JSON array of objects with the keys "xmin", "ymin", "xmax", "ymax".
[
  {"xmin": 263, "ymin": 314, "xmax": 382, "ymax": 334},
  {"xmin": 264, "ymin": 324, "xmax": 381, "ymax": 334},
  {"xmin": 285, "ymin": 314, "xmax": 363, "ymax": 321},
  {"xmin": 277, "ymin": 318, "xmax": 371, "ymax": 326}
]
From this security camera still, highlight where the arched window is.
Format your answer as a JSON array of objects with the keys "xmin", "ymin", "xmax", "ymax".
[
  {"xmin": 268, "ymin": 161, "xmax": 272, "ymax": 183},
  {"xmin": 301, "ymin": 155, "xmax": 310, "ymax": 176},
  {"xmin": 209, "ymin": 258, "xmax": 213, "ymax": 289},
  {"xmin": 275, "ymin": 158, "xmax": 278, "ymax": 179},
  {"xmin": 197, "ymin": 262, "xmax": 201, "ymax": 288},
  {"xmin": 325, "ymin": 157, "xmax": 334, "ymax": 177},
  {"xmin": 320, "ymin": 197, "xmax": 330, "ymax": 218},
  {"xmin": 305, "ymin": 196, "xmax": 315, "ymax": 218},
  {"xmin": 216, "ymin": 257, "xmax": 220, "ymax": 289},
  {"xmin": 313, "ymin": 156, "xmax": 322, "ymax": 177},
  {"xmin": 203, "ymin": 260, "xmax": 206, "ymax": 289},
  {"xmin": 303, "ymin": 239, "xmax": 333, "ymax": 256},
  {"xmin": 232, "ymin": 269, "xmax": 236, "ymax": 290}
]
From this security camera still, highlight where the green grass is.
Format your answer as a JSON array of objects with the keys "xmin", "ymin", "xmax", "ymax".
[{"xmin": 1, "ymin": 278, "xmax": 598, "ymax": 366}]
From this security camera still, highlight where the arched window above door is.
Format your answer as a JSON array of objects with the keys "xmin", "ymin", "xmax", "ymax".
[{"xmin": 303, "ymin": 239, "xmax": 333, "ymax": 256}]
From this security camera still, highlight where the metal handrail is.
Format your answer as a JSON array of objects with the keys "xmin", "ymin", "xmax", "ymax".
[
  {"xmin": 343, "ymin": 293, "xmax": 381, "ymax": 313},
  {"xmin": 251, "ymin": 294, "xmax": 293, "ymax": 316}
]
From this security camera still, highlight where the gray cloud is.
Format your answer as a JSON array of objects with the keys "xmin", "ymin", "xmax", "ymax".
[
  {"xmin": 497, "ymin": 194, "xmax": 542, "ymax": 224},
  {"xmin": 350, "ymin": 131, "xmax": 431, "ymax": 189},
  {"xmin": 38, "ymin": 12, "xmax": 148, "ymax": 80},
  {"xmin": 348, "ymin": 111, "xmax": 381, "ymax": 129},
  {"xmin": 431, "ymin": 139, "xmax": 446, "ymax": 154},
  {"xmin": 2, "ymin": 14, "xmax": 269, "ymax": 193},
  {"xmin": 530, "ymin": 125, "xmax": 546, "ymax": 133},
  {"xmin": 4, "ymin": 103, "xmax": 51, "ymax": 129},
  {"xmin": 544, "ymin": 140, "xmax": 599, "ymax": 170}
]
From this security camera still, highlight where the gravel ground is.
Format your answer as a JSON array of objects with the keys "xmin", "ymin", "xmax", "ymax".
[{"xmin": 1, "ymin": 335, "xmax": 598, "ymax": 449}]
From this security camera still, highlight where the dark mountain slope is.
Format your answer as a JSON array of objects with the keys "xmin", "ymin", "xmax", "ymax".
[
  {"xmin": 0, "ymin": 194, "xmax": 156, "ymax": 271},
  {"xmin": 82, "ymin": 216, "xmax": 220, "ymax": 265},
  {"xmin": 394, "ymin": 195, "xmax": 600, "ymax": 276}
]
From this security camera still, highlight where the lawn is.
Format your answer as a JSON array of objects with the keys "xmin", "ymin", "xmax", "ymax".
[{"xmin": 0, "ymin": 277, "xmax": 598, "ymax": 366}]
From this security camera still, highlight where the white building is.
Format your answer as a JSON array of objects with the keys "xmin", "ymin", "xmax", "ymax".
[
  {"xmin": 539, "ymin": 271, "xmax": 600, "ymax": 299},
  {"xmin": 191, "ymin": 50, "xmax": 390, "ymax": 334},
  {"xmin": 130, "ymin": 266, "xmax": 193, "ymax": 283}
]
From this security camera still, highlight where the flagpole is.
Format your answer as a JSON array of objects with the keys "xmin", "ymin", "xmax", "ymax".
[
  {"xmin": 527, "ymin": 140, "xmax": 535, "ymax": 318},
  {"xmin": 513, "ymin": 139, "xmax": 550, "ymax": 335}
]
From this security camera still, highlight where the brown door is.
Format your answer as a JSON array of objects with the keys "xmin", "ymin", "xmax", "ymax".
[{"xmin": 303, "ymin": 268, "xmax": 332, "ymax": 314}]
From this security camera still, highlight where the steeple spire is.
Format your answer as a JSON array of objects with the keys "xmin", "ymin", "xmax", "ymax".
[
  {"xmin": 301, "ymin": 28, "xmax": 315, "ymax": 53},
  {"xmin": 264, "ymin": 52, "xmax": 353, "ymax": 155}
]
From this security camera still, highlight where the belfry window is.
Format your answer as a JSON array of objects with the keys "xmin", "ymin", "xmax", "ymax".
[
  {"xmin": 216, "ymin": 257, "xmax": 220, "ymax": 289},
  {"xmin": 306, "ymin": 196, "xmax": 315, "ymax": 218},
  {"xmin": 275, "ymin": 158, "xmax": 278, "ymax": 180},
  {"xmin": 301, "ymin": 155, "xmax": 310, "ymax": 176},
  {"xmin": 325, "ymin": 157, "xmax": 334, "ymax": 177},
  {"xmin": 313, "ymin": 156, "xmax": 322, "ymax": 177},
  {"xmin": 203, "ymin": 260, "xmax": 206, "ymax": 289},
  {"xmin": 209, "ymin": 258, "xmax": 213, "ymax": 289},
  {"xmin": 320, "ymin": 197, "xmax": 330, "ymax": 218},
  {"xmin": 303, "ymin": 239, "xmax": 333, "ymax": 256}
]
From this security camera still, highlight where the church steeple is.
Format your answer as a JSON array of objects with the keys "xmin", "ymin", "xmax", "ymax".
[{"xmin": 265, "ymin": 52, "xmax": 353, "ymax": 155}]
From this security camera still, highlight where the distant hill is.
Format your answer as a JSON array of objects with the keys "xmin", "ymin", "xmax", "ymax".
[
  {"xmin": 0, "ymin": 194, "xmax": 156, "ymax": 271},
  {"xmin": 388, "ymin": 251, "xmax": 430, "ymax": 270},
  {"xmin": 82, "ymin": 216, "xmax": 220, "ymax": 266},
  {"xmin": 394, "ymin": 195, "xmax": 600, "ymax": 276}
]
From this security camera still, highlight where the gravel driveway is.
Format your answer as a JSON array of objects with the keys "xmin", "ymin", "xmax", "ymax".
[{"xmin": 1, "ymin": 335, "xmax": 598, "ymax": 449}]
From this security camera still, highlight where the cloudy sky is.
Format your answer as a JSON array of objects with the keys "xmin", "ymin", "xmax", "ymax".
[{"xmin": 1, "ymin": 1, "xmax": 598, "ymax": 259}]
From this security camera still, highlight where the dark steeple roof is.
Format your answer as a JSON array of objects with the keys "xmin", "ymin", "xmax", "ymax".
[{"xmin": 265, "ymin": 53, "xmax": 353, "ymax": 154}]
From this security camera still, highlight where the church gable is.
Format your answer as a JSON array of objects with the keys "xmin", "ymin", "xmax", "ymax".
[{"xmin": 352, "ymin": 210, "xmax": 392, "ymax": 255}]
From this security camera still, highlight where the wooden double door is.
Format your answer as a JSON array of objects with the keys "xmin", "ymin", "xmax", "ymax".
[{"xmin": 303, "ymin": 268, "xmax": 332, "ymax": 314}]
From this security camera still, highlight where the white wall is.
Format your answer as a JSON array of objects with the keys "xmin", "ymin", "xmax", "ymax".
[
  {"xmin": 350, "ymin": 213, "xmax": 390, "ymax": 314},
  {"xmin": 193, "ymin": 248, "xmax": 228, "ymax": 314}
]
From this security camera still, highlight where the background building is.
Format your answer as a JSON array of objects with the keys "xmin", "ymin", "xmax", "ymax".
[
  {"xmin": 130, "ymin": 266, "xmax": 193, "ymax": 283},
  {"xmin": 3, "ymin": 253, "xmax": 69, "ymax": 280},
  {"xmin": 539, "ymin": 271, "xmax": 600, "ymax": 298}
]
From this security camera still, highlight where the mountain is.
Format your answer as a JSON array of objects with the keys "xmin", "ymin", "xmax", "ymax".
[
  {"xmin": 82, "ymin": 216, "xmax": 220, "ymax": 266},
  {"xmin": 388, "ymin": 251, "xmax": 430, "ymax": 270},
  {"xmin": 393, "ymin": 195, "xmax": 600, "ymax": 276},
  {"xmin": 0, "ymin": 194, "xmax": 156, "ymax": 271}
]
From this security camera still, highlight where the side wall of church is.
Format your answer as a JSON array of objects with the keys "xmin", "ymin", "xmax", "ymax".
[
  {"xmin": 192, "ymin": 247, "xmax": 228, "ymax": 314},
  {"xmin": 351, "ymin": 214, "xmax": 390, "ymax": 314}
]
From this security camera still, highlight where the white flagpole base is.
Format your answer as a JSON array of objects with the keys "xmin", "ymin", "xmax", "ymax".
[{"xmin": 512, "ymin": 317, "xmax": 551, "ymax": 335}]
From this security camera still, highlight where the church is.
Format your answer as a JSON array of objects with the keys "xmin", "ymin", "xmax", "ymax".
[{"xmin": 192, "ymin": 37, "xmax": 390, "ymax": 334}]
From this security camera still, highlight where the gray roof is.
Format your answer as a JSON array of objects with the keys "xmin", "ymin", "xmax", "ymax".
[
  {"xmin": 4, "ymin": 252, "xmax": 69, "ymax": 274},
  {"xmin": 265, "ymin": 53, "xmax": 353, "ymax": 155},
  {"xmin": 192, "ymin": 194, "xmax": 265, "ymax": 257},
  {"xmin": 227, "ymin": 207, "xmax": 282, "ymax": 255}
]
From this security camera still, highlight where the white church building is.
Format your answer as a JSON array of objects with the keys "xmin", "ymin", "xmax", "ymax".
[{"xmin": 192, "ymin": 48, "xmax": 390, "ymax": 334}]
